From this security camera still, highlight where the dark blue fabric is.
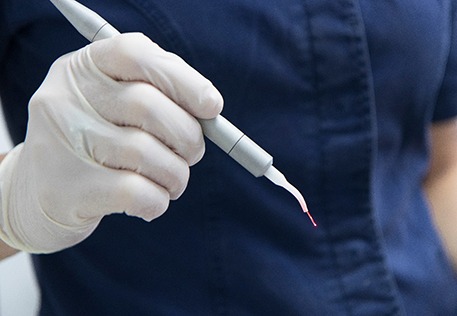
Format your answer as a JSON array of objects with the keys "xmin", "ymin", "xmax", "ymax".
[{"xmin": 1, "ymin": 0, "xmax": 457, "ymax": 315}]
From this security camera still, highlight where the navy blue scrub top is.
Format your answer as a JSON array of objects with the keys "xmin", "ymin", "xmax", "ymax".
[{"xmin": 1, "ymin": 1, "xmax": 457, "ymax": 315}]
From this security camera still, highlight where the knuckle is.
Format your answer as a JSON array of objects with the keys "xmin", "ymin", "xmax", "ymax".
[
  {"xmin": 118, "ymin": 33, "xmax": 147, "ymax": 53},
  {"xmin": 28, "ymin": 90, "xmax": 48, "ymax": 111},
  {"xmin": 166, "ymin": 158, "xmax": 190, "ymax": 200},
  {"xmin": 29, "ymin": 88, "xmax": 57, "ymax": 118},
  {"xmin": 122, "ymin": 84, "xmax": 156, "ymax": 119},
  {"xmin": 122, "ymin": 130, "xmax": 190, "ymax": 200},
  {"xmin": 148, "ymin": 193, "xmax": 170, "ymax": 220},
  {"xmin": 28, "ymin": 57, "xmax": 71, "ymax": 114},
  {"xmin": 123, "ymin": 174, "xmax": 170, "ymax": 221},
  {"xmin": 128, "ymin": 129, "xmax": 151, "ymax": 149},
  {"xmin": 179, "ymin": 120, "xmax": 205, "ymax": 165},
  {"xmin": 199, "ymin": 85, "xmax": 224, "ymax": 118},
  {"xmin": 121, "ymin": 131, "xmax": 152, "ymax": 166},
  {"xmin": 91, "ymin": 33, "xmax": 152, "ymax": 75},
  {"xmin": 113, "ymin": 33, "xmax": 162, "ymax": 69},
  {"xmin": 137, "ymin": 190, "xmax": 170, "ymax": 221}
]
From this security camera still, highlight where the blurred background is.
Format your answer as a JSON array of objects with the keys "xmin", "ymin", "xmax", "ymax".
[{"xmin": 0, "ymin": 102, "xmax": 40, "ymax": 315}]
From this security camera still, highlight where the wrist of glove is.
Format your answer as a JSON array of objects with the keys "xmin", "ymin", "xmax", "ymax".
[
  {"xmin": 0, "ymin": 33, "xmax": 223, "ymax": 253},
  {"xmin": 0, "ymin": 144, "xmax": 99, "ymax": 252}
]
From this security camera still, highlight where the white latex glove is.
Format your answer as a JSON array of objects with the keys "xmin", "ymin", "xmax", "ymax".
[{"xmin": 0, "ymin": 33, "xmax": 223, "ymax": 253}]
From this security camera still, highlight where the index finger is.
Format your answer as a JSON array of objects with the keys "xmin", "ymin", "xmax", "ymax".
[{"xmin": 88, "ymin": 33, "xmax": 224, "ymax": 119}]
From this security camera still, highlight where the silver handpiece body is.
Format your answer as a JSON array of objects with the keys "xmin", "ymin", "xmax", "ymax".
[{"xmin": 49, "ymin": 0, "xmax": 272, "ymax": 178}]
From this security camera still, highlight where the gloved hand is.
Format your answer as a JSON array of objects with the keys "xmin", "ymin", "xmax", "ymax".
[{"xmin": 0, "ymin": 33, "xmax": 223, "ymax": 253}]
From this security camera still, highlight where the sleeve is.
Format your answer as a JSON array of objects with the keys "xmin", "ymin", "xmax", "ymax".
[{"xmin": 434, "ymin": 2, "xmax": 457, "ymax": 122}]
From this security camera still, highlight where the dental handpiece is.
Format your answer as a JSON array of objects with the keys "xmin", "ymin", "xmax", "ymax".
[{"xmin": 49, "ymin": 0, "xmax": 316, "ymax": 226}]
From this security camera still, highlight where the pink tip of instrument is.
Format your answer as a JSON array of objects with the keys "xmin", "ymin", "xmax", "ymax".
[{"xmin": 264, "ymin": 166, "xmax": 317, "ymax": 227}]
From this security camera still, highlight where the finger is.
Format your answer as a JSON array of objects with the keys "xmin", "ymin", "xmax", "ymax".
[
  {"xmin": 84, "ymin": 125, "xmax": 191, "ymax": 200},
  {"xmin": 80, "ymin": 169, "xmax": 171, "ymax": 222},
  {"xmin": 80, "ymin": 80, "xmax": 206, "ymax": 166},
  {"xmin": 88, "ymin": 33, "xmax": 224, "ymax": 119}
]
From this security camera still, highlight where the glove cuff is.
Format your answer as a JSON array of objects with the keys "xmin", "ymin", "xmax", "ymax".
[{"xmin": 0, "ymin": 144, "xmax": 30, "ymax": 252}]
